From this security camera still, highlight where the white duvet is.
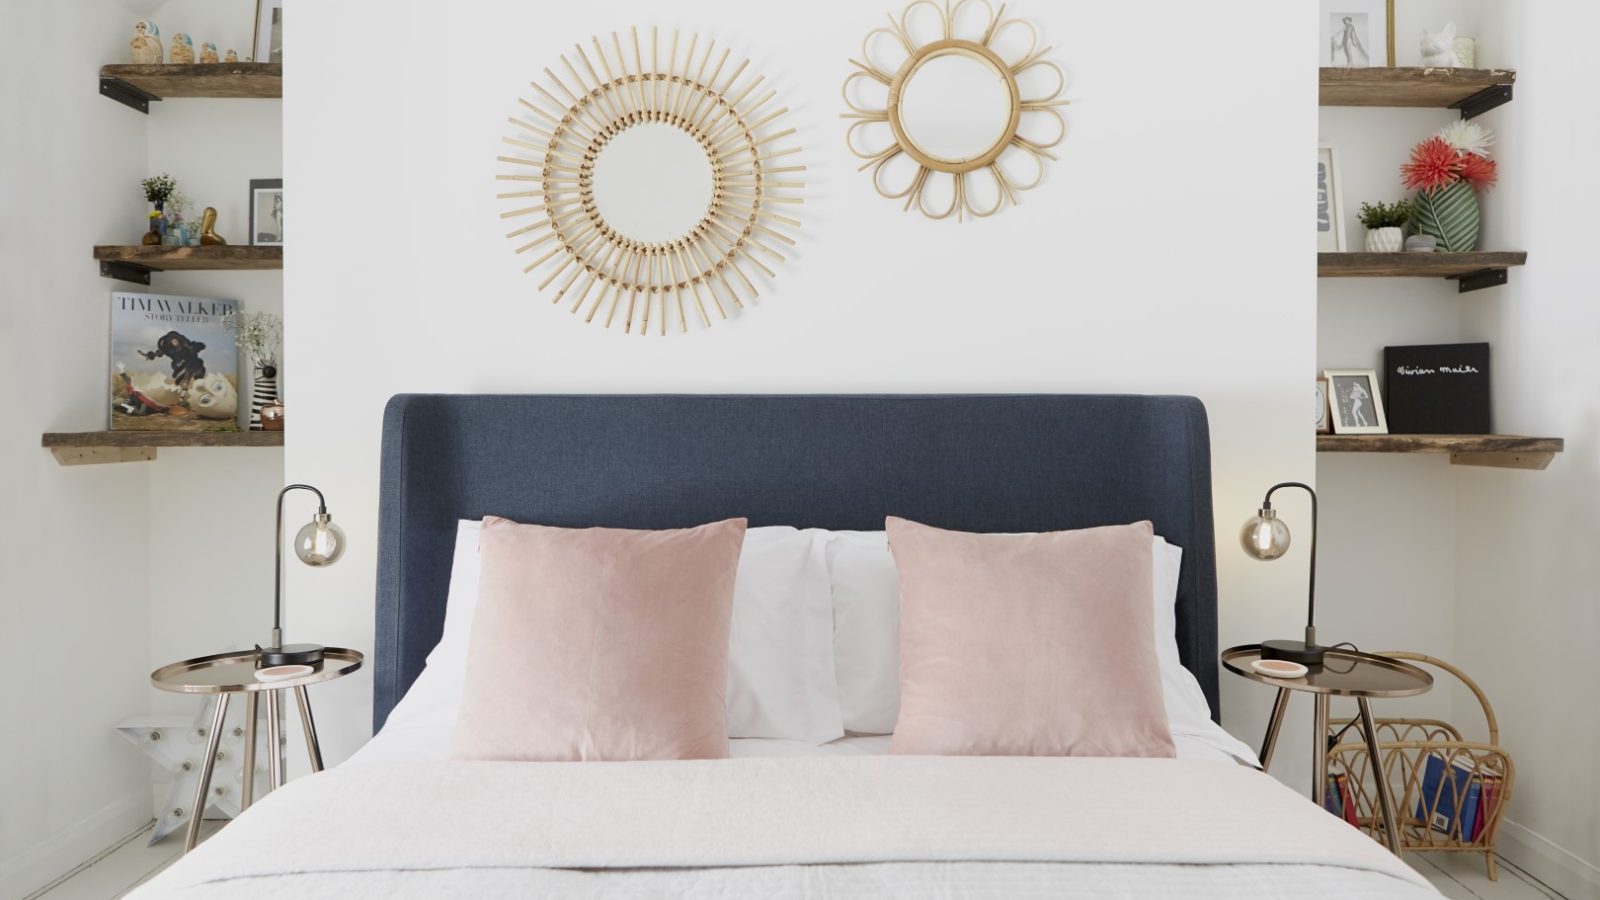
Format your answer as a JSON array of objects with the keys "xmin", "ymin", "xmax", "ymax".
[{"xmin": 133, "ymin": 755, "xmax": 1437, "ymax": 898}]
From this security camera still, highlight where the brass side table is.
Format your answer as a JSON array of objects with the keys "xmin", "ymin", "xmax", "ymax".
[
  {"xmin": 1222, "ymin": 644, "xmax": 1431, "ymax": 855},
  {"xmin": 151, "ymin": 648, "xmax": 362, "ymax": 852}
]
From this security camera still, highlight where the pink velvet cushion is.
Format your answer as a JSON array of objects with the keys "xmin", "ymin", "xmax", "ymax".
[
  {"xmin": 449, "ymin": 516, "xmax": 747, "ymax": 762},
  {"xmin": 887, "ymin": 517, "xmax": 1176, "ymax": 759}
]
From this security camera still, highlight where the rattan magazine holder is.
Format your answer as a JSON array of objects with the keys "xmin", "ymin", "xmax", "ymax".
[{"xmin": 1327, "ymin": 652, "xmax": 1514, "ymax": 879}]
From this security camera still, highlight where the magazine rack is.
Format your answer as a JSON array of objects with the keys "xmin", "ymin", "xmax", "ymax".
[{"xmin": 1327, "ymin": 652, "xmax": 1514, "ymax": 879}]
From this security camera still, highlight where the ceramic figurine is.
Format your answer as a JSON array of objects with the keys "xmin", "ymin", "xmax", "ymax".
[
  {"xmin": 131, "ymin": 21, "xmax": 163, "ymax": 64},
  {"xmin": 199, "ymin": 207, "xmax": 227, "ymax": 246},
  {"xmin": 225, "ymin": 49, "xmax": 239, "ymax": 63},
  {"xmin": 200, "ymin": 42, "xmax": 219, "ymax": 64},
  {"xmin": 170, "ymin": 32, "xmax": 195, "ymax": 64},
  {"xmin": 1420, "ymin": 23, "xmax": 1460, "ymax": 68}
]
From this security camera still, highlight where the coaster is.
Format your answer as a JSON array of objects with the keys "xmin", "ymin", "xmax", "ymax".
[
  {"xmin": 255, "ymin": 664, "xmax": 313, "ymax": 683},
  {"xmin": 1251, "ymin": 659, "xmax": 1309, "ymax": 679}
]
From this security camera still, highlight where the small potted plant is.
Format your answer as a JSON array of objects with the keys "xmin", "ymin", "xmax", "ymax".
[{"xmin": 1358, "ymin": 200, "xmax": 1412, "ymax": 252}]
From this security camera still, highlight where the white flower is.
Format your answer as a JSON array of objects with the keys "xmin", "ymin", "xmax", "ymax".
[{"xmin": 1435, "ymin": 120, "xmax": 1494, "ymax": 158}]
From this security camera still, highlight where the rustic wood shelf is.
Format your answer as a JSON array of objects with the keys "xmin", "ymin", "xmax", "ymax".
[
  {"xmin": 42, "ymin": 431, "xmax": 283, "ymax": 466},
  {"xmin": 95, "ymin": 245, "xmax": 283, "ymax": 283},
  {"xmin": 1320, "ymin": 67, "xmax": 1515, "ymax": 118},
  {"xmin": 1318, "ymin": 252, "xmax": 1527, "ymax": 292},
  {"xmin": 100, "ymin": 63, "xmax": 282, "ymax": 112},
  {"xmin": 1318, "ymin": 434, "xmax": 1563, "ymax": 470}
]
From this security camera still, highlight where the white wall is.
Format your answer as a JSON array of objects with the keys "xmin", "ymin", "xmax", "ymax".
[{"xmin": 284, "ymin": 0, "xmax": 1316, "ymax": 772}]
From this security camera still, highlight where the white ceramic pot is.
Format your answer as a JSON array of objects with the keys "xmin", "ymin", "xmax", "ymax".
[{"xmin": 1365, "ymin": 226, "xmax": 1404, "ymax": 252}]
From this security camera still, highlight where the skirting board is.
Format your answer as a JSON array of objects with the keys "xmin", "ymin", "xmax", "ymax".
[
  {"xmin": 1498, "ymin": 817, "xmax": 1600, "ymax": 900},
  {"xmin": 0, "ymin": 792, "xmax": 150, "ymax": 900}
]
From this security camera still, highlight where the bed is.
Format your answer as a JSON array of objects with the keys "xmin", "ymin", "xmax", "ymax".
[{"xmin": 134, "ymin": 394, "xmax": 1437, "ymax": 898}]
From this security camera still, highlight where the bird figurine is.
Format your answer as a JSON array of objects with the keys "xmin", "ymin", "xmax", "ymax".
[
  {"xmin": 130, "ymin": 21, "xmax": 163, "ymax": 64},
  {"xmin": 224, "ymin": 49, "xmax": 239, "ymax": 63},
  {"xmin": 200, "ymin": 42, "xmax": 219, "ymax": 64},
  {"xmin": 199, "ymin": 207, "xmax": 227, "ymax": 246},
  {"xmin": 169, "ymin": 33, "xmax": 195, "ymax": 64}
]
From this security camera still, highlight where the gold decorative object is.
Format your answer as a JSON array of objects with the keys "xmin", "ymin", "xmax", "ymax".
[
  {"xmin": 199, "ymin": 207, "xmax": 227, "ymax": 246},
  {"xmin": 496, "ymin": 27, "xmax": 805, "ymax": 335},
  {"xmin": 843, "ymin": 0, "xmax": 1069, "ymax": 221},
  {"xmin": 1327, "ymin": 653, "xmax": 1514, "ymax": 879}
]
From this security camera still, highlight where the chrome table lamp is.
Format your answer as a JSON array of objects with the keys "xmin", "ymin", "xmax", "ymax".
[
  {"xmin": 1240, "ymin": 481, "xmax": 1326, "ymax": 667},
  {"xmin": 260, "ymin": 484, "xmax": 347, "ymax": 667}
]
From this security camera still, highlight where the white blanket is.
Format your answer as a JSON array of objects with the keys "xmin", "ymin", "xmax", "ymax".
[{"xmin": 134, "ymin": 756, "xmax": 1437, "ymax": 898}]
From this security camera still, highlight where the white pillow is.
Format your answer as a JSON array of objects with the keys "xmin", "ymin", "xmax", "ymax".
[{"xmin": 394, "ymin": 521, "xmax": 844, "ymax": 746}]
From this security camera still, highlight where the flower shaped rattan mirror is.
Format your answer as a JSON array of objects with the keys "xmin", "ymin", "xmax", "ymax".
[
  {"xmin": 843, "ymin": 1, "xmax": 1068, "ymax": 221},
  {"xmin": 498, "ymin": 28, "xmax": 805, "ymax": 334}
]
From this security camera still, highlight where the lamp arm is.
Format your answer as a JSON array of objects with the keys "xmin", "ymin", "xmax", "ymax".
[
  {"xmin": 273, "ymin": 484, "xmax": 328, "ymax": 648},
  {"xmin": 1262, "ymin": 481, "xmax": 1318, "ymax": 647}
]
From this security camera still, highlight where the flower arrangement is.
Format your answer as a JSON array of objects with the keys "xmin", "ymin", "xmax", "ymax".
[
  {"xmin": 1358, "ymin": 200, "xmax": 1413, "ymax": 230},
  {"xmin": 1402, "ymin": 122, "xmax": 1497, "ymax": 195},
  {"xmin": 141, "ymin": 173, "xmax": 178, "ymax": 208},
  {"xmin": 223, "ymin": 311, "xmax": 283, "ymax": 370}
]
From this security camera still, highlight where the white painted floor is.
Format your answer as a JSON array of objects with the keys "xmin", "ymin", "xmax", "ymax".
[{"xmin": 28, "ymin": 822, "xmax": 1569, "ymax": 900}]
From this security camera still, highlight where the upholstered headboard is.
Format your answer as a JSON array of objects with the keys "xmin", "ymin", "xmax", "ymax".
[{"xmin": 374, "ymin": 394, "xmax": 1220, "ymax": 731}]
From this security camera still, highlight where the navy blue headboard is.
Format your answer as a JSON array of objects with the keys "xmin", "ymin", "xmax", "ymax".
[{"xmin": 374, "ymin": 394, "xmax": 1219, "ymax": 731}]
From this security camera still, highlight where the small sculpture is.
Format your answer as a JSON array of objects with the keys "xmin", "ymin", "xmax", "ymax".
[
  {"xmin": 130, "ymin": 21, "xmax": 163, "ymax": 64},
  {"xmin": 170, "ymin": 32, "xmax": 195, "ymax": 64},
  {"xmin": 200, "ymin": 42, "xmax": 219, "ymax": 64},
  {"xmin": 225, "ymin": 49, "xmax": 239, "ymax": 63},
  {"xmin": 199, "ymin": 207, "xmax": 227, "ymax": 246},
  {"xmin": 1420, "ymin": 23, "xmax": 1460, "ymax": 68}
]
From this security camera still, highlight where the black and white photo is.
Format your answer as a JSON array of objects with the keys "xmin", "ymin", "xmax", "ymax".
[
  {"xmin": 1324, "ymin": 369, "xmax": 1389, "ymax": 434},
  {"xmin": 1315, "ymin": 379, "xmax": 1332, "ymax": 434},
  {"xmin": 1319, "ymin": 0, "xmax": 1392, "ymax": 67},
  {"xmin": 250, "ymin": 178, "xmax": 283, "ymax": 246}
]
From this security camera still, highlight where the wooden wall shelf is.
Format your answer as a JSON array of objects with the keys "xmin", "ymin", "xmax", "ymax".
[
  {"xmin": 95, "ymin": 245, "xmax": 283, "ymax": 283},
  {"xmin": 1318, "ymin": 434, "xmax": 1563, "ymax": 470},
  {"xmin": 43, "ymin": 431, "xmax": 283, "ymax": 466},
  {"xmin": 99, "ymin": 63, "xmax": 282, "ymax": 112},
  {"xmin": 1320, "ymin": 67, "xmax": 1516, "ymax": 118},
  {"xmin": 1318, "ymin": 252, "xmax": 1527, "ymax": 293}
]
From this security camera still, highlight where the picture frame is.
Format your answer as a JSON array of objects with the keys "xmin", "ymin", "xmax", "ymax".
[
  {"xmin": 1320, "ymin": 0, "xmax": 1395, "ymax": 68},
  {"xmin": 253, "ymin": 0, "xmax": 283, "ymax": 64},
  {"xmin": 1315, "ymin": 379, "xmax": 1333, "ymax": 434},
  {"xmin": 250, "ymin": 179, "xmax": 283, "ymax": 246},
  {"xmin": 1324, "ymin": 369, "xmax": 1389, "ymax": 435},
  {"xmin": 1317, "ymin": 145, "xmax": 1346, "ymax": 253}
]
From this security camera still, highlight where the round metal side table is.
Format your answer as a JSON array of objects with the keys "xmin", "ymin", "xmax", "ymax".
[
  {"xmin": 151, "ymin": 647, "xmax": 362, "ymax": 852},
  {"xmin": 1222, "ymin": 644, "xmax": 1431, "ymax": 855}
]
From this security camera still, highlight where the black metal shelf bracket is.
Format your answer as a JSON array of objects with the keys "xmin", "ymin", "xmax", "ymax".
[
  {"xmin": 100, "ymin": 260, "xmax": 155, "ymax": 285},
  {"xmin": 1451, "ymin": 83, "xmax": 1513, "ymax": 120},
  {"xmin": 99, "ymin": 77, "xmax": 159, "ymax": 114},
  {"xmin": 1455, "ymin": 268, "xmax": 1510, "ymax": 293}
]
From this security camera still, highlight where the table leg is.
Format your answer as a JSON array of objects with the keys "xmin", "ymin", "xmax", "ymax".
[
  {"xmin": 1312, "ymin": 693, "xmax": 1330, "ymax": 808},
  {"xmin": 1359, "ymin": 697, "xmax": 1403, "ymax": 854},
  {"xmin": 184, "ymin": 693, "xmax": 230, "ymax": 853},
  {"xmin": 293, "ymin": 685, "xmax": 323, "ymax": 773},
  {"xmin": 265, "ymin": 689, "xmax": 283, "ymax": 791},
  {"xmin": 1259, "ymin": 687, "xmax": 1291, "ymax": 770},
  {"xmin": 240, "ymin": 692, "xmax": 258, "ymax": 812}
]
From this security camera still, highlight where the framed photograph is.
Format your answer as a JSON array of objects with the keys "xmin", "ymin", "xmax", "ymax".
[
  {"xmin": 250, "ymin": 179, "xmax": 283, "ymax": 246},
  {"xmin": 1315, "ymin": 379, "xmax": 1333, "ymax": 434},
  {"xmin": 1317, "ymin": 145, "xmax": 1346, "ymax": 253},
  {"xmin": 254, "ymin": 0, "xmax": 283, "ymax": 64},
  {"xmin": 1320, "ymin": 0, "xmax": 1394, "ymax": 68},
  {"xmin": 1324, "ymin": 369, "xmax": 1389, "ymax": 435}
]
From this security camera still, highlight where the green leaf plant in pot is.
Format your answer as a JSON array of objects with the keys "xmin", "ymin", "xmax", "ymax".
[
  {"xmin": 1358, "ymin": 200, "xmax": 1412, "ymax": 252},
  {"xmin": 1402, "ymin": 121, "xmax": 1498, "ymax": 253}
]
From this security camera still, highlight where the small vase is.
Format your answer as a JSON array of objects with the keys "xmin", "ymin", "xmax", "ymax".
[
  {"xmin": 250, "ymin": 365, "xmax": 280, "ymax": 431},
  {"xmin": 1412, "ymin": 181, "xmax": 1481, "ymax": 253},
  {"xmin": 1365, "ymin": 227, "xmax": 1404, "ymax": 252}
]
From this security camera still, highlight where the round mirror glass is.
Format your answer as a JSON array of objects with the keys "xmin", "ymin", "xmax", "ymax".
[
  {"xmin": 896, "ymin": 51, "xmax": 1014, "ymax": 165},
  {"xmin": 592, "ymin": 123, "xmax": 714, "ymax": 244}
]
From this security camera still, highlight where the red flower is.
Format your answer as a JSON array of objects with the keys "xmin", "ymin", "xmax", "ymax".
[
  {"xmin": 1402, "ymin": 137, "xmax": 1463, "ymax": 194},
  {"xmin": 1458, "ymin": 152, "xmax": 1498, "ymax": 191}
]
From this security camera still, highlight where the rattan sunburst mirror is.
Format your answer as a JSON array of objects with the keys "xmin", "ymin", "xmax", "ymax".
[
  {"xmin": 843, "ymin": 1, "xmax": 1068, "ymax": 221},
  {"xmin": 498, "ymin": 28, "xmax": 804, "ymax": 334}
]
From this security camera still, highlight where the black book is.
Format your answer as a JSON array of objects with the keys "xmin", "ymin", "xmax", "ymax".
[{"xmin": 1383, "ymin": 343, "xmax": 1491, "ymax": 434}]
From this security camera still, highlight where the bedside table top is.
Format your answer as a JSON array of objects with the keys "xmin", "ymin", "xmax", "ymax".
[
  {"xmin": 1221, "ymin": 644, "xmax": 1432, "ymax": 698},
  {"xmin": 152, "ymin": 648, "xmax": 363, "ymax": 694}
]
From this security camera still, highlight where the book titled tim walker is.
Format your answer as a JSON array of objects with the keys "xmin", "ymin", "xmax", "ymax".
[{"xmin": 109, "ymin": 292, "xmax": 240, "ymax": 432}]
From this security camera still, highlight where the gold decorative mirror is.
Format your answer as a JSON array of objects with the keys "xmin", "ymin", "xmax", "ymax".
[
  {"xmin": 498, "ymin": 29, "xmax": 805, "ymax": 334},
  {"xmin": 843, "ymin": 1, "xmax": 1068, "ymax": 221}
]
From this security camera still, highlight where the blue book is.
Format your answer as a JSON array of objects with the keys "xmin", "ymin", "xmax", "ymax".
[{"xmin": 1417, "ymin": 754, "xmax": 1480, "ymax": 838}]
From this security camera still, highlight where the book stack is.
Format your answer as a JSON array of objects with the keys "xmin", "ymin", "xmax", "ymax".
[
  {"xmin": 1417, "ymin": 753, "xmax": 1498, "ymax": 843},
  {"xmin": 1324, "ymin": 769, "xmax": 1360, "ymax": 828}
]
